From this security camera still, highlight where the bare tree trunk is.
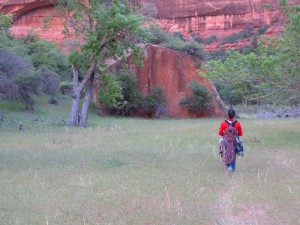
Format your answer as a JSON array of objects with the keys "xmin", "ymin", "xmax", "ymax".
[
  {"xmin": 21, "ymin": 92, "xmax": 34, "ymax": 112},
  {"xmin": 79, "ymin": 74, "xmax": 94, "ymax": 127},
  {"xmin": 70, "ymin": 65, "xmax": 80, "ymax": 126}
]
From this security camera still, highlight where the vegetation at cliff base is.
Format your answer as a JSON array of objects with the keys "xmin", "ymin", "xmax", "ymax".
[{"xmin": 200, "ymin": 3, "xmax": 300, "ymax": 106}]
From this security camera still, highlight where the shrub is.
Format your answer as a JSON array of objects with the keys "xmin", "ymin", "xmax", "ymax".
[
  {"xmin": 180, "ymin": 80, "xmax": 213, "ymax": 114},
  {"xmin": 115, "ymin": 70, "xmax": 142, "ymax": 116},
  {"xmin": 17, "ymin": 33, "xmax": 70, "ymax": 80},
  {"xmin": 256, "ymin": 25, "xmax": 270, "ymax": 36},
  {"xmin": 98, "ymin": 73, "xmax": 123, "ymax": 114},
  {"xmin": 149, "ymin": 28, "xmax": 206, "ymax": 59},
  {"xmin": 0, "ymin": 48, "xmax": 40, "ymax": 111},
  {"xmin": 148, "ymin": 27, "xmax": 169, "ymax": 44},
  {"xmin": 141, "ymin": 86, "xmax": 167, "ymax": 118},
  {"xmin": 172, "ymin": 32, "xmax": 185, "ymax": 41},
  {"xmin": 221, "ymin": 33, "xmax": 240, "ymax": 45},
  {"xmin": 48, "ymin": 95, "xmax": 59, "ymax": 105},
  {"xmin": 0, "ymin": 13, "xmax": 12, "ymax": 31},
  {"xmin": 59, "ymin": 81, "xmax": 72, "ymax": 95},
  {"xmin": 193, "ymin": 34, "xmax": 217, "ymax": 45},
  {"xmin": 206, "ymin": 48, "xmax": 227, "ymax": 61},
  {"xmin": 37, "ymin": 67, "xmax": 61, "ymax": 95}
]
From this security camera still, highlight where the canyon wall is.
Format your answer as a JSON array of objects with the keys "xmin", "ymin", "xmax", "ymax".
[
  {"xmin": 1, "ymin": 0, "xmax": 295, "ymax": 43},
  {"xmin": 146, "ymin": 0, "xmax": 283, "ymax": 38}
]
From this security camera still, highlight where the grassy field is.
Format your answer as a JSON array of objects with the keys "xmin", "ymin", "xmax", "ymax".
[{"xmin": 0, "ymin": 98, "xmax": 299, "ymax": 225}]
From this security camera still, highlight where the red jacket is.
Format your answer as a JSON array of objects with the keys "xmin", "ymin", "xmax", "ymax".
[{"xmin": 218, "ymin": 119, "xmax": 243, "ymax": 136}]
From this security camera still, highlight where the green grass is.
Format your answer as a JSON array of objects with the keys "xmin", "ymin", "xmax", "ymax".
[{"xmin": 0, "ymin": 98, "xmax": 300, "ymax": 224}]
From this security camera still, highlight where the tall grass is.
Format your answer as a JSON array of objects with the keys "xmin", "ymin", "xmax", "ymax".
[{"xmin": 0, "ymin": 98, "xmax": 299, "ymax": 224}]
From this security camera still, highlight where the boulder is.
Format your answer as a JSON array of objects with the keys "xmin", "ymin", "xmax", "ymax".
[{"xmin": 131, "ymin": 45, "xmax": 226, "ymax": 118}]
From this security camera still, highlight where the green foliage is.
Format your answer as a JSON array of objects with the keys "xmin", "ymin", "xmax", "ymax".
[
  {"xmin": 201, "ymin": 2, "xmax": 300, "ymax": 106},
  {"xmin": 0, "ymin": 13, "xmax": 12, "ymax": 31},
  {"xmin": 220, "ymin": 27, "xmax": 254, "ymax": 45},
  {"xmin": 180, "ymin": 80, "xmax": 213, "ymax": 113},
  {"xmin": 172, "ymin": 32, "xmax": 185, "ymax": 41},
  {"xmin": 98, "ymin": 73, "xmax": 123, "ymax": 111},
  {"xmin": 59, "ymin": 81, "xmax": 73, "ymax": 95},
  {"xmin": 192, "ymin": 34, "xmax": 217, "ymax": 45},
  {"xmin": 115, "ymin": 70, "xmax": 142, "ymax": 116},
  {"xmin": 0, "ymin": 28, "xmax": 70, "ymax": 110},
  {"xmin": 200, "ymin": 50, "xmax": 277, "ymax": 104},
  {"xmin": 141, "ymin": 86, "xmax": 167, "ymax": 118},
  {"xmin": 97, "ymin": 70, "xmax": 142, "ymax": 116},
  {"xmin": 148, "ymin": 26, "xmax": 169, "ymax": 44},
  {"xmin": 256, "ymin": 25, "xmax": 270, "ymax": 36},
  {"xmin": 148, "ymin": 28, "xmax": 206, "ymax": 59},
  {"xmin": 0, "ymin": 48, "xmax": 41, "ymax": 111},
  {"xmin": 37, "ymin": 67, "xmax": 61, "ymax": 95},
  {"xmin": 17, "ymin": 34, "xmax": 70, "ymax": 79},
  {"xmin": 215, "ymin": 83, "xmax": 242, "ymax": 105},
  {"xmin": 206, "ymin": 48, "xmax": 227, "ymax": 61}
]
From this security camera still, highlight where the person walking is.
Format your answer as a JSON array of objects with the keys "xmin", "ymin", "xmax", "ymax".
[{"xmin": 218, "ymin": 109, "xmax": 243, "ymax": 172}]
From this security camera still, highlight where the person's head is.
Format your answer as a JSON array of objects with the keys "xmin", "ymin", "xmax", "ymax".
[{"xmin": 228, "ymin": 109, "xmax": 235, "ymax": 119}]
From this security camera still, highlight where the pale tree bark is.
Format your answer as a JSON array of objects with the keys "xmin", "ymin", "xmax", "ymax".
[
  {"xmin": 70, "ymin": 65, "xmax": 80, "ymax": 126},
  {"xmin": 69, "ymin": 57, "xmax": 97, "ymax": 126},
  {"xmin": 79, "ymin": 74, "xmax": 94, "ymax": 126}
]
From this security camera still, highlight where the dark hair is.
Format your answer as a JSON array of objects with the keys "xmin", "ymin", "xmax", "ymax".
[{"xmin": 228, "ymin": 109, "xmax": 235, "ymax": 119}]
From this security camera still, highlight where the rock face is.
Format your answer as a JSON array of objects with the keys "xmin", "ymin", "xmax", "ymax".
[
  {"xmin": 132, "ymin": 45, "xmax": 226, "ymax": 118},
  {"xmin": 0, "ymin": 0, "xmax": 66, "ymax": 43},
  {"xmin": 2, "ymin": 0, "xmax": 296, "ymax": 42},
  {"xmin": 145, "ymin": 0, "xmax": 285, "ymax": 39}
]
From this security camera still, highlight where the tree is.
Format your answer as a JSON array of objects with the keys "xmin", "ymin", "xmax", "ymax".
[
  {"xmin": 17, "ymin": 34, "xmax": 70, "ymax": 79},
  {"xmin": 0, "ymin": 13, "xmax": 12, "ymax": 31},
  {"xmin": 0, "ymin": 48, "xmax": 40, "ymax": 111},
  {"xmin": 200, "ymin": 2, "xmax": 300, "ymax": 105},
  {"xmin": 52, "ymin": 0, "xmax": 147, "ymax": 126}
]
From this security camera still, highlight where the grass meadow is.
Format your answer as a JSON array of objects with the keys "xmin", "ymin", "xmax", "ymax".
[{"xmin": 0, "ymin": 98, "xmax": 299, "ymax": 225}]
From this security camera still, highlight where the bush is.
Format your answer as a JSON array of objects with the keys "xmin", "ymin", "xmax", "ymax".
[
  {"xmin": 115, "ymin": 70, "xmax": 142, "ymax": 116},
  {"xmin": 17, "ymin": 33, "xmax": 70, "ymax": 80},
  {"xmin": 206, "ymin": 48, "xmax": 227, "ymax": 61},
  {"xmin": 148, "ymin": 27, "xmax": 169, "ymax": 44},
  {"xmin": 141, "ymin": 86, "xmax": 167, "ymax": 118},
  {"xmin": 180, "ymin": 80, "xmax": 213, "ymax": 114},
  {"xmin": 172, "ymin": 32, "xmax": 185, "ymax": 41},
  {"xmin": 0, "ymin": 48, "xmax": 40, "ymax": 111},
  {"xmin": 98, "ymin": 73, "xmax": 123, "ymax": 114},
  {"xmin": 192, "ymin": 34, "xmax": 217, "ymax": 45},
  {"xmin": 148, "ymin": 28, "xmax": 206, "ymax": 59},
  {"xmin": 37, "ymin": 67, "xmax": 61, "ymax": 95},
  {"xmin": 221, "ymin": 33, "xmax": 240, "ymax": 45},
  {"xmin": 59, "ymin": 81, "xmax": 73, "ymax": 95},
  {"xmin": 256, "ymin": 25, "xmax": 270, "ymax": 36},
  {"xmin": 48, "ymin": 95, "xmax": 59, "ymax": 105}
]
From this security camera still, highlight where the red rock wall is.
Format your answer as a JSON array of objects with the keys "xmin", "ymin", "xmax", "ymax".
[
  {"xmin": 145, "ymin": 0, "xmax": 290, "ymax": 40},
  {"xmin": 0, "ymin": 0, "xmax": 69, "ymax": 43},
  {"xmin": 133, "ymin": 45, "xmax": 226, "ymax": 118},
  {"xmin": 3, "ymin": 0, "xmax": 297, "ymax": 42}
]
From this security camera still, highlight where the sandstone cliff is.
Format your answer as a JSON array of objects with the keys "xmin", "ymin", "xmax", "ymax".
[{"xmin": 1, "ymin": 0, "xmax": 296, "ymax": 43}]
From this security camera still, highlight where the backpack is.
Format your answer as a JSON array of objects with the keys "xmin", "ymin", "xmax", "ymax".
[{"xmin": 221, "ymin": 120, "xmax": 238, "ymax": 165}]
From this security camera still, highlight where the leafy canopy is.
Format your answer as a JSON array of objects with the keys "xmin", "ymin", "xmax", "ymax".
[
  {"xmin": 200, "ymin": 3, "xmax": 300, "ymax": 105},
  {"xmin": 53, "ymin": 0, "xmax": 149, "ymax": 69}
]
